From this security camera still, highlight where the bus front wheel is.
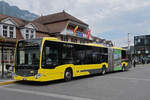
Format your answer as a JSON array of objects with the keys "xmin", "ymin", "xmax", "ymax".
[{"xmin": 64, "ymin": 69, "xmax": 72, "ymax": 81}]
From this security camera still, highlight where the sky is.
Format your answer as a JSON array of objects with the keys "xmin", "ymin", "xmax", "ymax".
[{"xmin": 3, "ymin": 0, "xmax": 150, "ymax": 47}]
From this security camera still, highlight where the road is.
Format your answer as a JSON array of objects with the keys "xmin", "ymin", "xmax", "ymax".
[{"xmin": 1, "ymin": 64, "xmax": 150, "ymax": 100}]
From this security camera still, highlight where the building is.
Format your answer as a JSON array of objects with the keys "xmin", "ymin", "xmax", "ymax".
[
  {"xmin": 134, "ymin": 35, "xmax": 150, "ymax": 63},
  {"xmin": 0, "ymin": 14, "xmax": 50, "ymax": 76},
  {"xmin": 34, "ymin": 11, "xmax": 92, "ymax": 43}
]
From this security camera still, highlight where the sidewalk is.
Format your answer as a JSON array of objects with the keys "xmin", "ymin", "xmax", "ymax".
[{"xmin": 0, "ymin": 72, "xmax": 17, "ymax": 85}]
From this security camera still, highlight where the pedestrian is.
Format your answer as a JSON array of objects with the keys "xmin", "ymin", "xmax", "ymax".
[
  {"xmin": 142, "ymin": 58, "xmax": 145, "ymax": 64},
  {"xmin": 133, "ymin": 60, "xmax": 136, "ymax": 68}
]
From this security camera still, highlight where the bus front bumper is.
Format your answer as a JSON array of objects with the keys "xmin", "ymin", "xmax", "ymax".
[{"xmin": 14, "ymin": 74, "xmax": 47, "ymax": 82}]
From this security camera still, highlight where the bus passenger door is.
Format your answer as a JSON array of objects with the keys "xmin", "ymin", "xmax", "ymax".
[
  {"xmin": 108, "ymin": 48, "xmax": 114, "ymax": 72},
  {"xmin": 113, "ymin": 49, "xmax": 122, "ymax": 71},
  {"xmin": 41, "ymin": 41, "xmax": 62, "ymax": 79}
]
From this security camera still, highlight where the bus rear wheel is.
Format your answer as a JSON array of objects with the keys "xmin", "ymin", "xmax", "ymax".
[{"xmin": 64, "ymin": 69, "xmax": 72, "ymax": 81}]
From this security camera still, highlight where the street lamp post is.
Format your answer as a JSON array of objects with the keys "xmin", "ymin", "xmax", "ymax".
[
  {"xmin": 128, "ymin": 33, "xmax": 132, "ymax": 66},
  {"xmin": 128, "ymin": 33, "xmax": 131, "ymax": 50}
]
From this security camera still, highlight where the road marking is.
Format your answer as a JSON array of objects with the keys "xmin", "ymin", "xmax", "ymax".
[
  {"xmin": 107, "ymin": 76, "xmax": 150, "ymax": 82},
  {"xmin": 0, "ymin": 87, "xmax": 94, "ymax": 100}
]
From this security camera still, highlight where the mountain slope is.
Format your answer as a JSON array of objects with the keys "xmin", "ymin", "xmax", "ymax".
[{"xmin": 0, "ymin": 1, "xmax": 39, "ymax": 21}]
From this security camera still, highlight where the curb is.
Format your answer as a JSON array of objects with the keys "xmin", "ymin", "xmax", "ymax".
[{"xmin": 0, "ymin": 80, "xmax": 17, "ymax": 85}]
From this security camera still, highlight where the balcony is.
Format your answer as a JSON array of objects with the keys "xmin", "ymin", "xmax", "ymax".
[{"xmin": 66, "ymin": 29, "xmax": 87, "ymax": 39}]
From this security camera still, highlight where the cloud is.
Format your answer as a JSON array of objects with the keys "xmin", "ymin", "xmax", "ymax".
[{"xmin": 4, "ymin": 0, "xmax": 150, "ymax": 47}]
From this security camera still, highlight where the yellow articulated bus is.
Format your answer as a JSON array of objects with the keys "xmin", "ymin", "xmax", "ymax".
[{"xmin": 14, "ymin": 37, "xmax": 129, "ymax": 82}]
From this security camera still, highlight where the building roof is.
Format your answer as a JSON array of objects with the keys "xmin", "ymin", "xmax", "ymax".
[
  {"xmin": 0, "ymin": 14, "xmax": 8, "ymax": 21},
  {"xmin": 30, "ymin": 22, "xmax": 49, "ymax": 33},
  {"xmin": 45, "ymin": 21, "xmax": 68, "ymax": 34},
  {"xmin": 0, "ymin": 14, "xmax": 49, "ymax": 33},
  {"xmin": 12, "ymin": 17, "xmax": 27, "ymax": 26},
  {"xmin": 34, "ymin": 11, "xmax": 88, "ymax": 26},
  {"xmin": 0, "ymin": 14, "xmax": 27, "ymax": 26}
]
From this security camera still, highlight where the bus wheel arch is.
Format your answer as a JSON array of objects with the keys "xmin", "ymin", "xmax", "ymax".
[{"xmin": 64, "ymin": 67, "xmax": 73, "ymax": 81}]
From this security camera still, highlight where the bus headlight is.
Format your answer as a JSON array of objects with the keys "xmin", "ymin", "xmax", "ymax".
[{"xmin": 35, "ymin": 74, "xmax": 42, "ymax": 79}]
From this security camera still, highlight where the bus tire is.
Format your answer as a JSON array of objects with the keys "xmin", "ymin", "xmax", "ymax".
[
  {"xmin": 101, "ymin": 66, "xmax": 106, "ymax": 75},
  {"xmin": 64, "ymin": 68, "xmax": 73, "ymax": 82},
  {"xmin": 122, "ymin": 65, "xmax": 125, "ymax": 72}
]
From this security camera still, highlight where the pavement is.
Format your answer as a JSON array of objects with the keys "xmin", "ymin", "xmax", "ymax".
[
  {"xmin": 0, "ymin": 80, "xmax": 16, "ymax": 85},
  {"xmin": 0, "ymin": 64, "xmax": 150, "ymax": 100},
  {"xmin": 0, "ymin": 72, "xmax": 17, "ymax": 85}
]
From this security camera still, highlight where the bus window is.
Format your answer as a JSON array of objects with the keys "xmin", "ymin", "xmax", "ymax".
[
  {"xmin": 93, "ymin": 47, "xmax": 103, "ymax": 64},
  {"xmin": 85, "ymin": 47, "xmax": 93, "ymax": 64},
  {"xmin": 42, "ymin": 41, "xmax": 59, "ymax": 69},
  {"xmin": 72, "ymin": 45, "xmax": 86, "ymax": 65},
  {"xmin": 16, "ymin": 39, "xmax": 41, "ymax": 70},
  {"xmin": 61, "ymin": 43, "xmax": 74, "ymax": 64}
]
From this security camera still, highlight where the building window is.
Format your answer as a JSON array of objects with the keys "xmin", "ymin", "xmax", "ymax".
[
  {"xmin": 71, "ymin": 38, "xmax": 77, "ymax": 43},
  {"xmin": 80, "ymin": 40, "xmax": 85, "ymax": 43},
  {"xmin": 24, "ymin": 29, "xmax": 35, "ymax": 39},
  {"xmin": 26, "ymin": 34, "xmax": 29, "ymax": 39},
  {"xmin": 3, "ymin": 25, "xmax": 8, "ymax": 37},
  {"xmin": 30, "ymin": 30, "xmax": 34, "ymax": 39},
  {"xmin": 71, "ymin": 38, "xmax": 74, "ymax": 42},
  {"xmin": 64, "ymin": 37, "xmax": 68, "ymax": 41},
  {"xmin": 2, "ymin": 25, "xmax": 15, "ymax": 38},
  {"xmin": 138, "ymin": 39, "xmax": 140, "ymax": 42},
  {"xmin": 31, "ymin": 30, "xmax": 34, "ymax": 33},
  {"xmin": 10, "ymin": 52, "xmax": 14, "ymax": 61},
  {"xmin": 74, "ymin": 39, "xmax": 77, "ymax": 43},
  {"xmin": 26, "ymin": 30, "xmax": 29, "ymax": 33},
  {"xmin": 10, "ymin": 31, "xmax": 13, "ymax": 38},
  {"xmin": 9, "ymin": 26, "xmax": 14, "ymax": 38},
  {"xmin": 61, "ymin": 36, "xmax": 68, "ymax": 41},
  {"xmin": 3, "ymin": 51, "xmax": 8, "ymax": 61},
  {"xmin": 30, "ymin": 33, "xmax": 34, "ymax": 39},
  {"xmin": 61, "ymin": 36, "xmax": 64, "ymax": 41}
]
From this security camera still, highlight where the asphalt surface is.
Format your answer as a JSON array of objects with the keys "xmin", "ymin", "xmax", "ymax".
[{"xmin": 1, "ymin": 64, "xmax": 150, "ymax": 100}]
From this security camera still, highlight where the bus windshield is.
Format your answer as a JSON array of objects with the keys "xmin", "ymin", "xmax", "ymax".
[{"xmin": 16, "ymin": 39, "xmax": 42, "ymax": 69}]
